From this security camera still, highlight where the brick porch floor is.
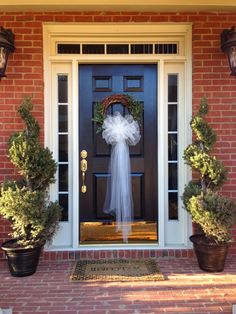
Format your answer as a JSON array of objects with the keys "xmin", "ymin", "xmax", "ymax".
[{"xmin": 0, "ymin": 256, "xmax": 236, "ymax": 314}]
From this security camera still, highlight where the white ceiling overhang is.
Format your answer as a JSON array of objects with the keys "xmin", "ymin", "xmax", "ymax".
[{"xmin": 0, "ymin": 0, "xmax": 236, "ymax": 12}]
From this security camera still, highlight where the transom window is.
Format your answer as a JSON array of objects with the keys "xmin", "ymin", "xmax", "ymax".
[{"xmin": 57, "ymin": 43, "xmax": 178, "ymax": 55}]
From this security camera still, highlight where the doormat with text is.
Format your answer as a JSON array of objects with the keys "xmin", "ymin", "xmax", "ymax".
[{"xmin": 70, "ymin": 259, "xmax": 165, "ymax": 282}]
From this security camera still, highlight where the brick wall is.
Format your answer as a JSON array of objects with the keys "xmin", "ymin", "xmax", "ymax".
[{"xmin": 0, "ymin": 11, "xmax": 236, "ymax": 256}]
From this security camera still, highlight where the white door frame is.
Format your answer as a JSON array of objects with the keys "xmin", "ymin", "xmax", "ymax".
[{"xmin": 43, "ymin": 23, "xmax": 193, "ymax": 250}]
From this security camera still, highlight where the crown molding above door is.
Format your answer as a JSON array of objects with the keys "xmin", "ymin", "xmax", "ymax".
[{"xmin": 1, "ymin": 0, "xmax": 236, "ymax": 12}]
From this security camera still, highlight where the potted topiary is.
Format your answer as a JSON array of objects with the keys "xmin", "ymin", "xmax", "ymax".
[
  {"xmin": 182, "ymin": 97, "xmax": 236, "ymax": 272},
  {"xmin": 0, "ymin": 97, "xmax": 62, "ymax": 277}
]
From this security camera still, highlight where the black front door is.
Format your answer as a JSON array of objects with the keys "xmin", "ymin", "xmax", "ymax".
[{"xmin": 79, "ymin": 64, "xmax": 157, "ymax": 243}]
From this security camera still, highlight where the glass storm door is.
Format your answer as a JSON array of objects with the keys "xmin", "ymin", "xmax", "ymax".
[{"xmin": 79, "ymin": 64, "xmax": 157, "ymax": 244}]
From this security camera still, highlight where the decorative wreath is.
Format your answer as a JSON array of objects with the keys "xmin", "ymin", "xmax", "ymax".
[{"xmin": 92, "ymin": 94, "xmax": 143, "ymax": 133}]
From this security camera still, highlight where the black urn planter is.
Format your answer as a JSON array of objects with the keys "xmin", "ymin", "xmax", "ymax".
[
  {"xmin": 190, "ymin": 234, "xmax": 229, "ymax": 272},
  {"xmin": 1, "ymin": 239, "xmax": 42, "ymax": 277}
]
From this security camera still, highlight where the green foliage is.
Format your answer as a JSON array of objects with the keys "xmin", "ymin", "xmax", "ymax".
[
  {"xmin": 92, "ymin": 94, "xmax": 143, "ymax": 133},
  {"xmin": 182, "ymin": 181, "xmax": 201, "ymax": 210},
  {"xmin": 92, "ymin": 102, "xmax": 106, "ymax": 133},
  {"xmin": 187, "ymin": 191, "xmax": 236, "ymax": 243},
  {"xmin": 8, "ymin": 134, "xmax": 57, "ymax": 191},
  {"xmin": 125, "ymin": 94, "xmax": 143, "ymax": 125},
  {"xmin": 198, "ymin": 97, "xmax": 209, "ymax": 116},
  {"xmin": 182, "ymin": 98, "xmax": 236, "ymax": 243},
  {"xmin": 0, "ymin": 97, "xmax": 62, "ymax": 248},
  {"xmin": 184, "ymin": 145, "xmax": 227, "ymax": 188},
  {"xmin": 190, "ymin": 116, "xmax": 216, "ymax": 151},
  {"xmin": 17, "ymin": 96, "xmax": 40, "ymax": 138}
]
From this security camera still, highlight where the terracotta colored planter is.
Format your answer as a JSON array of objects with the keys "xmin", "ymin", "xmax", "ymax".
[
  {"xmin": 190, "ymin": 234, "xmax": 229, "ymax": 272},
  {"xmin": 1, "ymin": 239, "xmax": 42, "ymax": 277}
]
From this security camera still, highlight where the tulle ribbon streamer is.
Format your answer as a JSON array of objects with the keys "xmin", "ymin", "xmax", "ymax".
[{"xmin": 102, "ymin": 112, "xmax": 141, "ymax": 242}]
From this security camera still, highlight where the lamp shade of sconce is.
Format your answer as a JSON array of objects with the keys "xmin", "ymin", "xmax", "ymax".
[
  {"xmin": 221, "ymin": 26, "xmax": 236, "ymax": 76},
  {"xmin": 0, "ymin": 26, "xmax": 15, "ymax": 79}
]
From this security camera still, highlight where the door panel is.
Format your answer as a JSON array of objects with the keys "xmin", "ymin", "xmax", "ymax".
[{"xmin": 79, "ymin": 64, "xmax": 157, "ymax": 243}]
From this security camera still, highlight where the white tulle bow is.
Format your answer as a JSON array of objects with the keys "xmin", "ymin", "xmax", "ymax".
[{"xmin": 102, "ymin": 112, "xmax": 141, "ymax": 242}]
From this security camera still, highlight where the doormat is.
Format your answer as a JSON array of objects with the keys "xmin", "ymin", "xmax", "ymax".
[
  {"xmin": 0, "ymin": 309, "xmax": 12, "ymax": 314},
  {"xmin": 70, "ymin": 259, "xmax": 165, "ymax": 282}
]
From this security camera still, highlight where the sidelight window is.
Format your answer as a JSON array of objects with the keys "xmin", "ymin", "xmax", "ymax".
[
  {"xmin": 168, "ymin": 74, "xmax": 178, "ymax": 220},
  {"xmin": 57, "ymin": 74, "xmax": 69, "ymax": 221}
]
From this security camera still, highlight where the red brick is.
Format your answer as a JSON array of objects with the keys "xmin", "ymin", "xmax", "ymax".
[
  {"xmin": 113, "ymin": 16, "xmax": 131, "ymax": 22},
  {"xmin": 74, "ymin": 16, "xmax": 93, "ymax": 22},
  {"xmin": 131, "ymin": 15, "xmax": 150, "ymax": 22},
  {"xmin": 150, "ymin": 15, "xmax": 169, "ymax": 22},
  {"xmin": 54, "ymin": 15, "xmax": 74, "ymax": 22},
  {"xmin": 93, "ymin": 16, "xmax": 113, "ymax": 22}
]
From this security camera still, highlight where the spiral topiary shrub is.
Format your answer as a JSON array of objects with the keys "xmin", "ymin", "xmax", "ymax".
[
  {"xmin": 0, "ymin": 97, "xmax": 62, "ymax": 248},
  {"xmin": 182, "ymin": 98, "xmax": 236, "ymax": 244}
]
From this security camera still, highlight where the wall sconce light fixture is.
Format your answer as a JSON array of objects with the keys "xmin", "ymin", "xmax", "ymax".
[
  {"xmin": 0, "ymin": 26, "xmax": 15, "ymax": 79},
  {"xmin": 221, "ymin": 26, "xmax": 236, "ymax": 76}
]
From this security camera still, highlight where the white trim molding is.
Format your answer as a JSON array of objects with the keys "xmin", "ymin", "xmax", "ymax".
[
  {"xmin": 43, "ymin": 23, "xmax": 192, "ymax": 250},
  {"xmin": 1, "ymin": 1, "xmax": 236, "ymax": 12}
]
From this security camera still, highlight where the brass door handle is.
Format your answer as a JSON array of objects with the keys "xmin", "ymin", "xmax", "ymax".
[{"xmin": 80, "ymin": 150, "xmax": 87, "ymax": 193}]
